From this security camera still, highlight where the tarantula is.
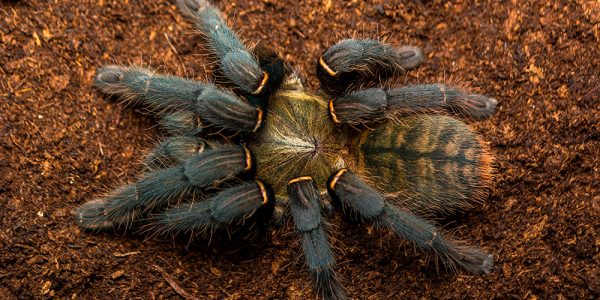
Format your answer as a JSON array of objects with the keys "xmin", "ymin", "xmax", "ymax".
[{"xmin": 77, "ymin": 0, "xmax": 497, "ymax": 298}]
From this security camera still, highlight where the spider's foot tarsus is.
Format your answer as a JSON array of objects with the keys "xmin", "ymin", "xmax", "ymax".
[
  {"xmin": 396, "ymin": 45, "xmax": 424, "ymax": 70},
  {"xmin": 76, "ymin": 199, "xmax": 117, "ymax": 231},
  {"xmin": 448, "ymin": 246, "xmax": 494, "ymax": 274},
  {"xmin": 94, "ymin": 65, "xmax": 125, "ymax": 93},
  {"xmin": 179, "ymin": 0, "xmax": 200, "ymax": 11},
  {"xmin": 462, "ymin": 94, "xmax": 498, "ymax": 120},
  {"xmin": 470, "ymin": 251, "xmax": 494, "ymax": 274}
]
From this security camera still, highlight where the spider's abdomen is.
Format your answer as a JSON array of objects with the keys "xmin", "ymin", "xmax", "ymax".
[
  {"xmin": 355, "ymin": 115, "xmax": 493, "ymax": 214},
  {"xmin": 249, "ymin": 77, "xmax": 349, "ymax": 198}
]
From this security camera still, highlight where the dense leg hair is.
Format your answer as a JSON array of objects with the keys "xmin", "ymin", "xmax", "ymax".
[
  {"xmin": 143, "ymin": 136, "xmax": 206, "ymax": 171},
  {"xmin": 288, "ymin": 177, "xmax": 344, "ymax": 300},
  {"xmin": 76, "ymin": 145, "xmax": 253, "ymax": 231},
  {"xmin": 144, "ymin": 181, "xmax": 271, "ymax": 237},
  {"xmin": 329, "ymin": 84, "xmax": 497, "ymax": 124},
  {"xmin": 158, "ymin": 110, "xmax": 203, "ymax": 136},
  {"xmin": 317, "ymin": 39, "xmax": 424, "ymax": 94},
  {"xmin": 176, "ymin": 0, "xmax": 265, "ymax": 96},
  {"xmin": 328, "ymin": 169, "xmax": 493, "ymax": 274},
  {"xmin": 95, "ymin": 66, "xmax": 262, "ymax": 132}
]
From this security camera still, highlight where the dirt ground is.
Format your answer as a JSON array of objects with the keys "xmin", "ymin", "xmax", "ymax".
[{"xmin": 1, "ymin": 0, "xmax": 598, "ymax": 299}]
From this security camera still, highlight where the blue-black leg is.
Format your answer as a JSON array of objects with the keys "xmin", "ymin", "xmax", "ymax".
[
  {"xmin": 317, "ymin": 39, "xmax": 424, "ymax": 94},
  {"xmin": 145, "ymin": 181, "xmax": 271, "ymax": 237},
  {"xmin": 95, "ymin": 66, "xmax": 262, "ymax": 132},
  {"xmin": 158, "ymin": 110, "xmax": 203, "ymax": 136},
  {"xmin": 143, "ymin": 136, "xmax": 206, "ymax": 171},
  {"xmin": 328, "ymin": 169, "xmax": 494, "ymax": 274},
  {"xmin": 288, "ymin": 177, "xmax": 344, "ymax": 300},
  {"xmin": 329, "ymin": 84, "xmax": 497, "ymax": 124},
  {"xmin": 177, "ymin": 0, "xmax": 273, "ymax": 99},
  {"xmin": 76, "ymin": 145, "xmax": 254, "ymax": 231}
]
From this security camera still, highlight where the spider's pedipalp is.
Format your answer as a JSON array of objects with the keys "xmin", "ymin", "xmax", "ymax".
[
  {"xmin": 330, "ymin": 84, "xmax": 497, "ymax": 124},
  {"xmin": 288, "ymin": 177, "xmax": 344, "ymax": 300},
  {"xmin": 94, "ymin": 66, "xmax": 262, "ymax": 132},
  {"xmin": 328, "ymin": 169, "xmax": 494, "ymax": 275},
  {"xmin": 76, "ymin": 145, "xmax": 253, "ymax": 231},
  {"xmin": 317, "ymin": 39, "xmax": 424, "ymax": 93},
  {"xmin": 145, "ymin": 181, "xmax": 272, "ymax": 237}
]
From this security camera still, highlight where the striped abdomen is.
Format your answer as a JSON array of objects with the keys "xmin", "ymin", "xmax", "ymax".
[{"xmin": 356, "ymin": 115, "xmax": 493, "ymax": 215}]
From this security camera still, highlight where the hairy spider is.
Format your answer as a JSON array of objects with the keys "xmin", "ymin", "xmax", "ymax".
[{"xmin": 77, "ymin": 0, "xmax": 497, "ymax": 298}]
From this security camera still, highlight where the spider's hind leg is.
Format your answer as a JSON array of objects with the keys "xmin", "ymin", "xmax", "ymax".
[{"xmin": 328, "ymin": 169, "xmax": 494, "ymax": 274}]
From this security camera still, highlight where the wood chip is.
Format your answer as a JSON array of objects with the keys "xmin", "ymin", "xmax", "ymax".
[
  {"xmin": 113, "ymin": 251, "xmax": 141, "ymax": 257},
  {"xmin": 153, "ymin": 265, "xmax": 199, "ymax": 300}
]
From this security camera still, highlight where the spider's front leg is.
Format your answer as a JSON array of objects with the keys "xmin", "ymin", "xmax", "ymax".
[
  {"xmin": 77, "ymin": 145, "xmax": 254, "ymax": 231},
  {"xmin": 327, "ymin": 169, "xmax": 494, "ymax": 274},
  {"xmin": 95, "ymin": 66, "xmax": 263, "ymax": 133},
  {"xmin": 177, "ymin": 0, "xmax": 283, "ymax": 106},
  {"xmin": 288, "ymin": 177, "xmax": 344, "ymax": 300},
  {"xmin": 318, "ymin": 39, "xmax": 497, "ymax": 121}
]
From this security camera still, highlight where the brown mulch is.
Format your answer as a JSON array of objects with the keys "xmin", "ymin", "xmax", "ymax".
[{"xmin": 1, "ymin": 0, "xmax": 598, "ymax": 299}]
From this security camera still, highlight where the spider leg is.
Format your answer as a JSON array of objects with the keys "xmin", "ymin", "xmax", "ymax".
[
  {"xmin": 288, "ymin": 177, "xmax": 344, "ymax": 300},
  {"xmin": 329, "ymin": 85, "xmax": 497, "ymax": 124},
  {"xmin": 317, "ymin": 39, "xmax": 424, "ymax": 93},
  {"xmin": 176, "ymin": 0, "xmax": 283, "ymax": 105},
  {"xmin": 143, "ymin": 135, "xmax": 206, "ymax": 171},
  {"xmin": 144, "ymin": 181, "xmax": 272, "ymax": 237},
  {"xmin": 328, "ymin": 169, "xmax": 494, "ymax": 274},
  {"xmin": 76, "ymin": 145, "xmax": 254, "ymax": 231},
  {"xmin": 95, "ymin": 66, "xmax": 262, "ymax": 132}
]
